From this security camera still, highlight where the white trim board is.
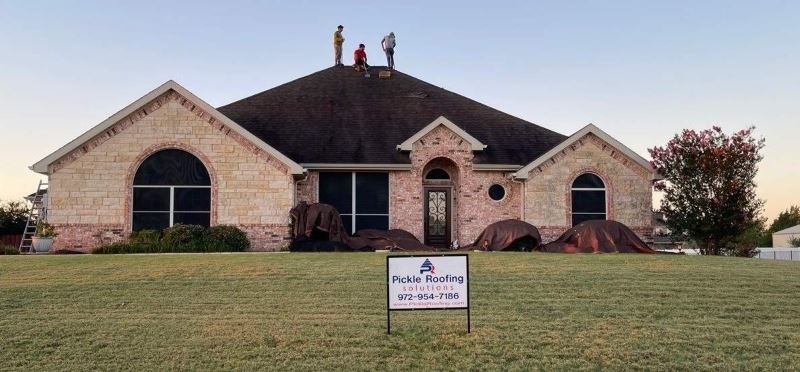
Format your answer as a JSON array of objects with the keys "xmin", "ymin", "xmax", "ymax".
[
  {"xmin": 302, "ymin": 163, "xmax": 520, "ymax": 172},
  {"xmin": 512, "ymin": 124, "xmax": 662, "ymax": 180},
  {"xmin": 396, "ymin": 116, "xmax": 487, "ymax": 152},
  {"xmin": 30, "ymin": 80, "xmax": 305, "ymax": 175},
  {"xmin": 302, "ymin": 163, "xmax": 412, "ymax": 171}
]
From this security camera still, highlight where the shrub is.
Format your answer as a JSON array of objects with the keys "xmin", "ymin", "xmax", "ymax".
[
  {"xmin": 94, "ymin": 225, "xmax": 250, "ymax": 254},
  {"xmin": 0, "ymin": 200, "xmax": 29, "ymax": 235},
  {"xmin": 162, "ymin": 224, "xmax": 206, "ymax": 252},
  {"xmin": 1, "ymin": 244, "xmax": 19, "ymax": 255},
  {"xmin": 34, "ymin": 221, "xmax": 58, "ymax": 238},
  {"xmin": 129, "ymin": 229, "xmax": 161, "ymax": 246},
  {"xmin": 204, "ymin": 225, "xmax": 250, "ymax": 251}
]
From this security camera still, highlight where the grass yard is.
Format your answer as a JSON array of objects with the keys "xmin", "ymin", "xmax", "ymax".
[{"xmin": 1, "ymin": 253, "xmax": 799, "ymax": 371}]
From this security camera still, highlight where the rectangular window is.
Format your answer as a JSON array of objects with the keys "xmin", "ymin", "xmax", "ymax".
[
  {"xmin": 319, "ymin": 172, "xmax": 352, "ymax": 214},
  {"xmin": 132, "ymin": 186, "xmax": 211, "ymax": 231},
  {"xmin": 174, "ymin": 212, "xmax": 212, "ymax": 227},
  {"xmin": 571, "ymin": 189, "xmax": 606, "ymax": 227},
  {"xmin": 572, "ymin": 213, "xmax": 606, "ymax": 227},
  {"xmin": 133, "ymin": 188, "xmax": 170, "ymax": 211},
  {"xmin": 132, "ymin": 212, "xmax": 170, "ymax": 231},
  {"xmin": 318, "ymin": 172, "xmax": 389, "ymax": 233},
  {"xmin": 174, "ymin": 188, "xmax": 211, "ymax": 212},
  {"xmin": 571, "ymin": 190, "xmax": 605, "ymax": 213}
]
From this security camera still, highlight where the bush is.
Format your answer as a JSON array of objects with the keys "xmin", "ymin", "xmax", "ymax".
[
  {"xmin": 0, "ymin": 200, "xmax": 29, "ymax": 235},
  {"xmin": 129, "ymin": 229, "xmax": 161, "ymax": 246},
  {"xmin": 1, "ymin": 244, "xmax": 19, "ymax": 255},
  {"xmin": 162, "ymin": 224, "xmax": 206, "ymax": 252},
  {"xmin": 34, "ymin": 221, "xmax": 58, "ymax": 238},
  {"xmin": 93, "ymin": 225, "xmax": 250, "ymax": 254},
  {"xmin": 204, "ymin": 225, "xmax": 250, "ymax": 251}
]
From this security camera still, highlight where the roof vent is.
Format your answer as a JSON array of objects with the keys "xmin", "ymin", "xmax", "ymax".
[{"xmin": 406, "ymin": 91, "xmax": 429, "ymax": 99}]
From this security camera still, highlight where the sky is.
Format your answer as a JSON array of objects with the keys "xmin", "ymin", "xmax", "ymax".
[{"xmin": 0, "ymin": 0, "xmax": 798, "ymax": 223}]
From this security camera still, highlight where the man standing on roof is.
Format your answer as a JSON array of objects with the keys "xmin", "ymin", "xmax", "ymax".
[
  {"xmin": 381, "ymin": 32, "xmax": 396, "ymax": 70},
  {"xmin": 333, "ymin": 25, "xmax": 345, "ymax": 66},
  {"xmin": 353, "ymin": 43, "xmax": 368, "ymax": 71}
]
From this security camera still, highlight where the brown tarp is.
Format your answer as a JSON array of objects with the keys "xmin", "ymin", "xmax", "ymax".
[
  {"xmin": 470, "ymin": 219, "xmax": 542, "ymax": 251},
  {"xmin": 289, "ymin": 202, "xmax": 349, "ymax": 243},
  {"xmin": 289, "ymin": 202, "xmax": 427, "ymax": 251},
  {"xmin": 351, "ymin": 229, "xmax": 429, "ymax": 251},
  {"xmin": 541, "ymin": 220, "xmax": 655, "ymax": 254}
]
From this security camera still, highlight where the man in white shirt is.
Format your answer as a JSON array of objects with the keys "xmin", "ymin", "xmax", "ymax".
[{"xmin": 381, "ymin": 32, "xmax": 396, "ymax": 70}]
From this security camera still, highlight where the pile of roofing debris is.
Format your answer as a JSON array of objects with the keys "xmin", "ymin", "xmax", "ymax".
[{"xmin": 289, "ymin": 202, "xmax": 655, "ymax": 254}]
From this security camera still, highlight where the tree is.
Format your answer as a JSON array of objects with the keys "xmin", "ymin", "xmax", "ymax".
[
  {"xmin": 648, "ymin": 126, "xmax": 765, "ymax": 255},
  {"xmin": 767, "ymin": 206, "xmax": 800, "ymax": 234},
  {"xmin": 732, "ymin": 217, "xmax": 767, "ymax": 257},
  {"xmin": 754, "ymin": 205, "xmax": 800, "ymax": 247},
  {"xmin": 0, "ymin": 200, "xmax": 30, "ymax": 235}
]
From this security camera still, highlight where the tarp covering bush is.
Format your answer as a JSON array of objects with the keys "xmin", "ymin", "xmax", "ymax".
[
  {"xmin": 540, "ymin": 220, "xmax": 655, "ymax": 254},
  {"xmin": 470, "ymin": 219, "xmax": 542, "ymax": 251},
  {"xmin": 289, "ymin": 202, "xmax": 428, "ymax": 251}
]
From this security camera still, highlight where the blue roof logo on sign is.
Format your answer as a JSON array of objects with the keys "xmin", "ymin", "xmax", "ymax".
[{"xmin": 420, "ymin": 258, "xmax": 436, "ymax": 274}]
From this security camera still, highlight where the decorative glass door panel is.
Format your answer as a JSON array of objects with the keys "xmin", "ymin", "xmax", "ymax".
[{"xmin": 424, "ymin": 188, "xmax": 451, "ymax": 247}]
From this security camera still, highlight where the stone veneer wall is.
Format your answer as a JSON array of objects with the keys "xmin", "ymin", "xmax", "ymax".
[
  {"xmin": 522, "ymin": 133, "xmax": 653, "ymax": 242},
  {"xmin": 47, "ymin": 90, "xmax": 294, "ymax": 251},
  {"xmin": 390, "ymin": 125, "xmax": 521, "ymax": 245}
]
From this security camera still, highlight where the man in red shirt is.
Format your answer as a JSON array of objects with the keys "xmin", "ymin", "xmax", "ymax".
[{"xmin": 353, "ymin": 44, "xmax": 368, "ymax": 71}]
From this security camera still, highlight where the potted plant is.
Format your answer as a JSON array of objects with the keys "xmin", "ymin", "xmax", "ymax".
[{"xmin": 32, "ymin": 221, "xmax": 57, "ymax": 253}]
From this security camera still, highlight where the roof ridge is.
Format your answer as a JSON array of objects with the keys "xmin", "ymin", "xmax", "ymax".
[{"xmin": 217, "ymin": 67, "xmax": 338, "ymax": 109}]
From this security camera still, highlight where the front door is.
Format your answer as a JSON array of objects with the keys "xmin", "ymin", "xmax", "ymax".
[{"xmin": 424, "ymin": 188, "xmax": 451, "ymax": 247}]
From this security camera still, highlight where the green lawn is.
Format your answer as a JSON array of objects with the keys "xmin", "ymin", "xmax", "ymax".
[{"xmin": 1, "ymin": 253, "xmax": 799, "ymax": 371}]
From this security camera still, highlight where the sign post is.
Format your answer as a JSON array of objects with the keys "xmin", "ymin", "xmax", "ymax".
[{"xmin": 386, "ymin": 254, "xmax": 470, "ymax": 334}]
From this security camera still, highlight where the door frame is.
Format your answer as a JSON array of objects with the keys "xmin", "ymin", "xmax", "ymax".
[{"xmin": 423, "ymin": 187, "xmax": 452, "ymax": 247}]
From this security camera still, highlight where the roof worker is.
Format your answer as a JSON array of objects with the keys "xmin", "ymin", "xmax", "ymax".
[
  {"xmin": 333, "ymin": 25, "xmax": 345, "ymax": 66},
  {"xmin": 381, "ymin": 32, "xmax": 396, "ymax": 70},
  {"xmin": 353, "ymin": 43, "xmax": 369, "ymax": 71}
]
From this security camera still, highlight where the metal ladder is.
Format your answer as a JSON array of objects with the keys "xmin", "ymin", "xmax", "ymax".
[{"xmin": 19, "ymin": 180, "xmax": 48, "ymax": 253}]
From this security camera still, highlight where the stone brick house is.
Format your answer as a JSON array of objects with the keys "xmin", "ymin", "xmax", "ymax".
[{"xmin": 31, "ymin": 67, "xmax": 658, "ymax": 251}]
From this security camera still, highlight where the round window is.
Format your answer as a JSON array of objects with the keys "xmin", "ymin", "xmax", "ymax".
[{"xmin": 488, "ymin": 184, "xmax": 505, "ymax": 201}]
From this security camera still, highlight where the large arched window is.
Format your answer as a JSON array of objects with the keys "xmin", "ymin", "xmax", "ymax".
[
  {"xmin": 132, "ymin": 149, "xmax": 211, "ymax": 231},
  {"xmin": 571, "ymin": 173, "xmax": 606, "ymax": 226}
]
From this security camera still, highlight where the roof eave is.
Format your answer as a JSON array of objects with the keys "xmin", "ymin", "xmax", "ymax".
[
  {"xmin": 30, "ymin": 80, "xmax": 305, "ymax": 176},
  {"xmin": 301, "ymin": 163, "xmax": 412, "ymax": 171},
  {"xmin": 397, "ymin": 116, "xmax": 487, "ymax": 152},
  {"xmin": 512, "ymin": 123, "xmax": 657, "ymax": 180}
]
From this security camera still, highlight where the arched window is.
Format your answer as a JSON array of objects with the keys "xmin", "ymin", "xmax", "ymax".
[
  {"xmin": 132, "ymin": 149, "xmax": 211, "ymax": 231},
  {"xmin": 425, "ymin": 168, "xmax": 450, "ymax": 180},
  {"xmin": 571, "ymin": 173, "xmax": 606, "ymax": 226}
]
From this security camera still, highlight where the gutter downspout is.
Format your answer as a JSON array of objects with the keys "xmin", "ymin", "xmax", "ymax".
[
  {"xmin": 293, "ymin": 172, "xmax": 309, "ymax": 207},
  {"xmin": 510, "ymin": 173, "xmax": 526, "ymax": 222}
]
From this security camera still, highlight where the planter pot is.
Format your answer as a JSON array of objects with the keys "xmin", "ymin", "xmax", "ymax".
[{"xmin": 31, "ymin": 237, "xmax": 54, "ymax": 253}]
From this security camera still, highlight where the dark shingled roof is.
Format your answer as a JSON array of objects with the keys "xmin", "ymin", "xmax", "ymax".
[{"xmin": 217, "ymin": 67, "xmax": 568, "ymax": 165}]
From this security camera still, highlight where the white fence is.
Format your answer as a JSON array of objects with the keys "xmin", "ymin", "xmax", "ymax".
[{"xmin": 755, "ymin": 248, "xmax": 800, "ymax": 261}]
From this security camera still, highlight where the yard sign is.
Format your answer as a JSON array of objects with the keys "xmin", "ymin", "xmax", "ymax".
[{"xmin": 386, "ymin": 254, "xmax": 470, "ymax": 334}]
